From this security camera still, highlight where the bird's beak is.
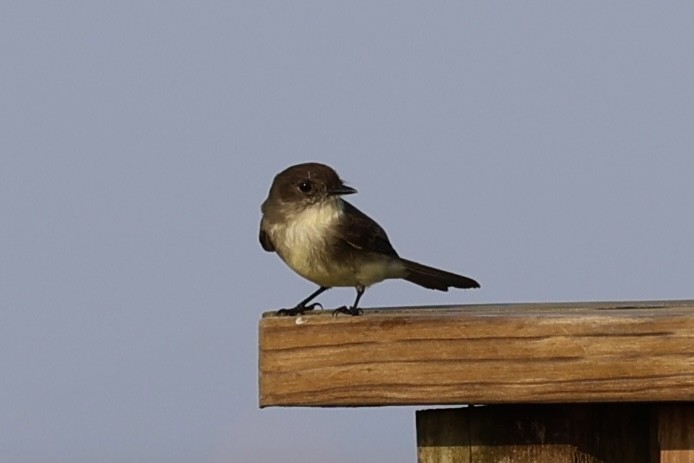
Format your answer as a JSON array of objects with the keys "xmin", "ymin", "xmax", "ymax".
[{"xmin": 329, "ymin": 184, "xmax": 357, "ymax": 196}]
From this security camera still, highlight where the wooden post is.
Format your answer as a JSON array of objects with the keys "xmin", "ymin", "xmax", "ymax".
[
  {"xmin": 417, "ymin": 404, "xmax": 694, "ymax": 463},
  {"xmin": 416, "ymin": 405, "xmax": 654, "ymax": 463},
  {"xmin": 258, "ymin": 300, "xmax": 694, "ymax": 462},
  {"xmin": 658, "ymin": 405, "xmax": 694, "ymax": 463}
]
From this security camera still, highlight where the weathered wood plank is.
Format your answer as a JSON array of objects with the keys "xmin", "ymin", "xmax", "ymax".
[
  {"xmin": 259, "ymin": 300, "xmax": 694, "ymax": 407},
  {"xmin": 658, "ymin": 404, "xmax": 694, "ymax": 463},
  {"xmin": 416, "ymin": 404, "xmax": 653, "ymax": 463}
]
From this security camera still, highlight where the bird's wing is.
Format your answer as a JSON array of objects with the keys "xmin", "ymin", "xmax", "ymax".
[
  {"xmin": 259, "ymin": 228, "xmax": 275, "ymax": 252},
  {"xmin": 336, "ymin": 201, "xmax": 399, "ymax": 257}
]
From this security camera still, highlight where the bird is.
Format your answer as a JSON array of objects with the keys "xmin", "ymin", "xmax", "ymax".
[{"xmin": 259, "ymin": 162, "xmax": 479, "ymax": 316}]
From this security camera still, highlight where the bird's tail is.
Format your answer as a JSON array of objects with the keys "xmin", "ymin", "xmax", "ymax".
[{"xmin": 401, "ymin": 259, "xmax": 480, "ymax": 291}]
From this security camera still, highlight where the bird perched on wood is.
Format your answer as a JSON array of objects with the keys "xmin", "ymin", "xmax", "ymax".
[{"xmin": 259, "ymin": 162, "xmax": 479, "ymax": 316}]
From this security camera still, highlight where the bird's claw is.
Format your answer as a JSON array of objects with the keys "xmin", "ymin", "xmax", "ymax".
[
  {"xmin": 276, "ymin": 302, "xmax": 323, "ymax": 316},
  {"xmin": 331, "ymin": 306, "xmax": 363, "ymax": 317}
]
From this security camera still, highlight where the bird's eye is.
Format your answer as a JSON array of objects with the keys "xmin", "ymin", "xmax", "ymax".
[{"xmin": 298, "ymin": 181, "xmax": 313, "ymax": 193}]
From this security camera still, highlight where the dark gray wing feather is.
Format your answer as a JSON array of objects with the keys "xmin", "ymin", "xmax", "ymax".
[
  {"xmin": 336, "ymin": 201, "xmax": 399, "ymax": 257},
  {"xmin": 259, "ymin": 228, "xmax": 275, "ymax": 252}
]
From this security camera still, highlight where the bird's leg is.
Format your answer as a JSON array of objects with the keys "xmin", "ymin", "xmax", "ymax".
[
  {"xmin": 277, "ymin": 286, "xmax": 329, "ymax": 316},
  {"xmin": 333, "ymin": 285, "xmax": 365, "ymax": 317}
]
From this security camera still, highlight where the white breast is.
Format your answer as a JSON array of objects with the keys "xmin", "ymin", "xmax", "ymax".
[
  {"xmin": 269, "ymin": 198, "xmax": 358, "ymax": 286},
  {"xmin": 267, "ymin": 198, "xmax": 406, "ymax": 287}
]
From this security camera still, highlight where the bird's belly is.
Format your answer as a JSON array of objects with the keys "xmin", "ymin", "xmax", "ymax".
[
  {"xmin": 269, "ymin": 208, "xmax": 406, "ymax": 287},
  {"xmin": 354, "ymin": 258, "xmax": 406, "ymax": 286},
  {"xmin": 271, "ymin": 220, "xmax": 356, "ymax": 287},
  {"xmin": 282, "ymin": 248, "xmax": 405, "ymax": 288},
  {"xmin": 282, "ymin": 249, "xmax": 360, "ymax": 287}
]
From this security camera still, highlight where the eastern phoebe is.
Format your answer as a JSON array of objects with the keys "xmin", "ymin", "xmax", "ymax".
[{"xmin": 259, "ymin": 162, "xmax": 480, "ymax": 316}]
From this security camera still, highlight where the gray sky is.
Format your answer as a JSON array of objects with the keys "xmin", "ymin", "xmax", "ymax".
[{"xmin": 2, "ymin": 2, "xmax": 693, "ymax": 462}]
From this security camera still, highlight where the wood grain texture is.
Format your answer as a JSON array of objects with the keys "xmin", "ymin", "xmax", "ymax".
[
  {"xmin": 258, "ymin": 300, "xmax": 694, "ymax": 407},
  {"xmin": 658, "ymin": 404, "xmax": 694, "ymax": 463},
  {"xmin": 417, "ymin": 405, "xmax": 653, "ymax": 463}
]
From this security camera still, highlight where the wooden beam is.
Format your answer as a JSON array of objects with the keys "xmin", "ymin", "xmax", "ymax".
[{"xmin": 259, "ymin": 300, "xmax": 694, "ymax": 407}]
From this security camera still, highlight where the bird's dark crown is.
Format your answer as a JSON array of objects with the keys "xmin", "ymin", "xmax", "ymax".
[{"xmin": 264, "ymin": 162, "xmax": 355, "ymax": 210}]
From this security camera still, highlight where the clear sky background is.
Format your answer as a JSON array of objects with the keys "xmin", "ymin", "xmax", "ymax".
[{"xmin": 2, "ymin": 2, "xmax": 693, "ymax": 462}]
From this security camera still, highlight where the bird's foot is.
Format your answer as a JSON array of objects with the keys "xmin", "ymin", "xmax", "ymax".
[
  {"xmin": 332, "ymin": 306, "xmax": 363, "ymax": 317},
  {"xmin": 276, "ymin": 302, "xmax": 322, "ymax": 316}
]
